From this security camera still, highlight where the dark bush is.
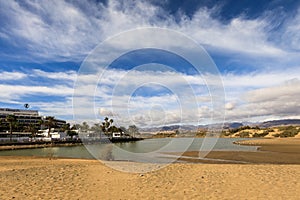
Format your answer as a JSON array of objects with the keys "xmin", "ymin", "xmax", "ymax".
[
  {"xmin": 237, "ymin": 131, "xmax": 250, "ymax": 138},
  {"xmin": 252, "ymin": 130, "xmax": 269, "ymax": 138},
  {"xmin": 273, "ymin": 126, "xmax": 299, "ymax": 137}
]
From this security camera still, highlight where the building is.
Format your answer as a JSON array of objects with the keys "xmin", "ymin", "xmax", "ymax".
[
  {"xmin": 0, "ymin": 108, "xmax": 41, "ymax": 131},
  {"xmin": 0, "ymin": 108, "xmax": 66, "ymax": 132},
  {"xmin": 38, "ymin": 129, "xmax": 67, "ymax": 139}
]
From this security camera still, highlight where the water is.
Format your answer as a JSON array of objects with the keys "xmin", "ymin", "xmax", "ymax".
[{"xmin": 0, "ymin": 138, "xmax": 258, "ymax": 162}]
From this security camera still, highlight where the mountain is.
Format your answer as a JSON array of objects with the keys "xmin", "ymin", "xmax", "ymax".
[
  {"xmin": 140, "ymin": 119, "xmax": 300, "ymax": 133},
  {"xmin": 259, "ymin": 119, "xmax": 300, "ymax": 128},
  {"xmin": 222, "ymin": 122, "xmax": 244, "ymax": 129},
  {"xmin": 140, "ymin": 125, "xmax": 198, "ymax": 132}
]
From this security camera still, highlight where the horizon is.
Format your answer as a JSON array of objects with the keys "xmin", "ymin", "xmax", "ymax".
[{"xmin": 1, "ymin": 0, "xmax": 300, "ymax": 128}]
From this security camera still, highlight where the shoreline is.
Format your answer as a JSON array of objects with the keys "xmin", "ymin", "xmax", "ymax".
[
  {"xmin": 0, "ymin": 137, "xmax": 143, "ymax": 151},
  {"xmin": 0, "ymin": 143, "xmax": 82, "ymax": 151},
  {"xmin": 0, "ymin": 137, "xmax": 299, "ymax": 164}
]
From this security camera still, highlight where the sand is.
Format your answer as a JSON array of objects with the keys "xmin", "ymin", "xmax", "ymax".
[
  {"xmin": 234, "ymin": 137, "xmax": 300, "ymax": 153},
  {"xmin": 0, "ymin": 156, "xmax": 299, "ymax": 200},
  {"xmin": 1, "ymin": 138, "xmax": 300, "ymax": 199}
]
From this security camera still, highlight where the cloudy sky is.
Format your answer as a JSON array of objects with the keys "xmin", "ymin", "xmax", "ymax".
[{"xmin": 0, "ymin": 0, "xmax": 300, "ymax": 127}]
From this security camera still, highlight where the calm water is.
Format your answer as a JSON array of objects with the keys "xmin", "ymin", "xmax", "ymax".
[{"xmin": 0, "ymin": 138, "xmax": 258, "ymax": 162}]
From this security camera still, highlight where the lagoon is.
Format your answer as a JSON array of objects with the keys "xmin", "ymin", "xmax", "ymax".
[{"xmin": 0, "ymin": 138, "xmax": 258, "ymax": 162}]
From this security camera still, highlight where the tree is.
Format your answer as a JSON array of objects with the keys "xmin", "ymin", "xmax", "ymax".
[
  {"xmin": 91, "ymin": 123, "xmax": 103, "ymax": 138},
  {"xmin": 100, "ymin": 117, "xmax": 119, "ymax": 137},
  {"xmin": 91, "ymin": 123, "xmax": 101, "ymax": 132},
  {"xmin": 119, "ymin": 126, "xmax": 128, "ymax": 136},
  {"xmin": 109, "ymin": 118, "xmax": 113, "ymax": 125},
  {"xmin": 67, "ymin": 130, "xmax": 78, "ymax": 139},
  {"xmin": 61, "ymin": 123, "xmax": 71, "ymax": 132},
  {"xmin": 101, "ymin": 117, "xmax": 110, "ymax": 135},
  {"xmin": 43, "ymin": 116, "xmax": 56, "ymax": 138},
  {"xmin": 25, "ymin": 123, "xmax": 38, "ymax": 139},
  {"xmin": 6, "ymin": 115, "xmax": 16, "ymax": 142},
  {"xmin": 71, "ymin": 124, "xmax": 80, "ymax": 130},
  {"xmin": 128, "ymin": 125, "xmax": 139, "ymax": 138},
  {"xmin": 81, "ymin": 122, "xmax": 89, "ymax": 132}
]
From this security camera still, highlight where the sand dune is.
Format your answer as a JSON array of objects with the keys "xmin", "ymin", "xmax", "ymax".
[{"xmin": 0, "ymin": 156, "xmax": 299, "ymax": 200}]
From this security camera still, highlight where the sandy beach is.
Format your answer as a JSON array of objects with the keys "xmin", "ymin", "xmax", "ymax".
[
  {"xmin": 0, "ymin": 157, "xmax": 299, "ymax": 200},
  {"xmin": 1, "ymin": 138, "xmax": 300, "ymax": 200}
]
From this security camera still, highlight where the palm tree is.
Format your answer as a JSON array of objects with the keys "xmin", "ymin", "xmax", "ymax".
[
  {"xmin": 26, "ymin": 123, "xmax": 38, "ymax": 139},
  {"xmin": 6, "ymin": 115, "xmax": 16, "ymax": 142},
  {"xmin": 109, "ymin": 119, "xmax": 114, "ymax": 135},
  {"xmin": 61, "ymin": 123, "xmax": 71, "ymax": 132},
  {"xmin": 100, "ymin": 117, "xmax": 116, "ymax": 137},
  {"xmin": 43, "ymin": 116, "xmax": 56, "ymax": 138}
]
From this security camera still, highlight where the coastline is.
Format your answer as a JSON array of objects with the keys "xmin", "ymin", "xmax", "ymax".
[
  {"xmin": 0, "ymin": 143, "xmax": 82, "ymax": 151},
  {"xmin": 0, "ymin": 137, "xmax": 143, "ymax": 151}
]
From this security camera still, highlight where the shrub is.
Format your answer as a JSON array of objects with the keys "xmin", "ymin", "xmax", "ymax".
[
  {"xmin": 237, "ymin": 131, "xmax": 250, "ymax": 138},
  {"xmin": 280, "ymin": 129, "xmax": 299, "ymax": 137},
  {"xmin": 273, "ymin": 127, "xmax": 299, "ymax": 137},
  {"xmin": 221, "ymin": 131, "xmax": 232, "ymax": 137},
  {"xmin": 196, "ymin": 130, "xmax": 207, "ymax": 137},
  {"xmin": 252, "ymin": 130, "xmax": 269, "ymax": 138}
]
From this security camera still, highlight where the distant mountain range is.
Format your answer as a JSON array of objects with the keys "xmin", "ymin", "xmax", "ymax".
[
  {"xmin": 141, "ymin": 125, "xmax": 197, "ymax": 132},
  {"xmin": 258, "ymin": 119, "xmax": 300, "ymax": 128},
  {"xmin": 140, "ymin": 119, "xmax": 300, "ymax": 132}
]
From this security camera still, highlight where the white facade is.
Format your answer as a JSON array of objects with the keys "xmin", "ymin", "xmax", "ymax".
[
  {"xmin": 38, "ymin": 129, "xmax": 66, "ymax": 139},
  {"xmin": 112, "ymin": 132, "xmax": 121, "ymax": 138}
]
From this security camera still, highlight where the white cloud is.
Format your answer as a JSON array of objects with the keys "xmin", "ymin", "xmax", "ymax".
[
  {"xmin": 225, "ymin": 102, "xmax": 235, "ymax": 110},
  {"xmin": 0, "ymin": 71, "xmax": 27, "ymax": 80},
  {"xmin": 31, "ymin": 69, "xmax": 77, "ymax": 81},
  {"xmin": 224, "ymin": 78, "xmax": 300, "ymax": 121},
  {"xmin": 176, "ymin": 8, "xmax": 285, "ymax": 57},
  {"xmin": 281, "ymin": 8, "xmax": 300, "ymax": 51},
  {"xmin": 1, "ymin": 65, "xmax": 300, "ymax": 126},
  {"xmin": 244, "ymin": 78, "xmax": 300, "ymax": 103},
  {"xmin": 1, "ymin": 0, "xmax": 298, "ymax": 62},
  {"xmin": 34, "ymin": 98, "xmax": 74, "ymax": 118},
  {"xmin": 0, "ymin": 84, "xmax": 73, "ymax": 102}
]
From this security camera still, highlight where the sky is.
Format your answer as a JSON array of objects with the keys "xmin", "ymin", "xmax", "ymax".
[{"xmin": 0, "ymin": 0, "xmax": 300, "ymax": 127}]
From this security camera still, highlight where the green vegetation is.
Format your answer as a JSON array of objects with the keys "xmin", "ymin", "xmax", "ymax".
[
  {"xmin": 128, "ymin": 125, "xmax": 140, "ymax": 137},
  {"xmin": 221, "ymin": 130, "xmax": 233, "ymax": 137},
  {"xmin": 236, "ymin": 131, "xmax": 250, "ymax": 138},
  {"xmin": 6, "ymin": 115, "xmax": 17, "ymax": 141},
  {"xmin": 196, "ymin": 129, "xmax": 207, "ymax": 137},
  {"xmin": 252, "ymin": 130, "xmax": 270, "ymax": 138},
  {"xmin": 273, "ymin": 126, "xmax": 299, "ymax": 137},
  {"xmin": 25, "ymin": 123, "xmax": 38, "ymax": 138},
  {"xmin": 229, "ymin": 125, "xmax": 259, "ymax": 133},
  {"xmin": 153, "ymin": 132, "xmax": 176, "ymax": 138},
  {"xmin": 43, "ymin": 116, "xmax": 56, "ymax": 138},
  {"xmin": 100, "ymin": 117, "xmax": 119, "ymax": 136}
]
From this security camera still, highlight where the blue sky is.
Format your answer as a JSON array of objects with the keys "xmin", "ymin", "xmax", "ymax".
[{"xmin": 0, "ymin": 0, "xmax": 300, "ymax": 127}]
